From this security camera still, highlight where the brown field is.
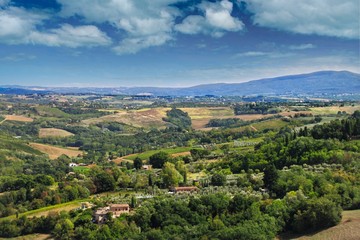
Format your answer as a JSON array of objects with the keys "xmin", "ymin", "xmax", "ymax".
[
  {"xmin": 81, "ymin": 105, "xmax": 359, "ymax": 131},
  {"xmin": 181, "ymin": 107, "xmax": 272, "ymax": 130},
  {"xmin": 82, "ymin": 108, "xmax": 170, "ymax": 129},
  {"xmin": 29, "ymin": 143, "xmax": 82, "ymax": 160},
  {"xmin": 310, "ymin": 105, "xmax": 360, "ymax": 115},
  {"xmin": 179, "ymin": 107, "xmax": 234, "ymax": 119},
  {"xmin": 112, "ymin": 156, "xmax": 135, "ymax": 164},
  {"xmin": 39, "ymin": 128, "xmax": 74, "ymax": 138},
  {"xmin": 0, "ymin": 233, "xmax": 52, "ymax": 240},
  {"xmin": 191, "ymin": 113, "xmax": 279, "ymax": 130},
  {"xmin": 171, "ymin": 151, "xmax": 191, "ymax": 157},
  {"xmin": 279, "ymin": 111, "xmax": 312, "ymax": 117},
  {"xmin": 279, "ymin": 210, "xmax": 360, "ymax": 240},
  {"xmin": 4, "ymin": 115, "xmax": 33, "ymax": 122}
]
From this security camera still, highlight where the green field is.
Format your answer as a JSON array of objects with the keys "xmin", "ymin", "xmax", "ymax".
[
  {"xmin": 0, "ymin": 199, "xmax": 88, "ymax": 222},
  {"xmin": 124, "ymin": 146, "xmax": 195, "ymax": 160},
  {"xmin": 279, "ymin": 210, "xmax": 360, "ymax": 240},
  {"xmin": 35, "ymin": 106, "xmax": 70, "ymax": 118},
  {"xmin": 0, "ymin": 135, "xmax": 42, "ymax": 155},
  {"xmin": 72, "ymin": 166, "xmax": 91, "ymax": 174}
]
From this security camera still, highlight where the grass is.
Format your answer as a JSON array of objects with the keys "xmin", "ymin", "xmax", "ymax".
[
  {"xmin": 180, "ymin": 107, "xmax": 234, "ymax": 120},
  {"xmin": 35, "ymin": 106, "xmax": 70, "ymax": 118},
  {"xmin": 124, "ymin": 146, "xmax": 195, "ymax": 160},
  {"xmin": 0, "ymin": 233, "xmax": 52, "ymax": 240},
  {"xmin": 0, "ymin": 135, "xmax": 42, "ymax": 155},
  {"xmin": 4, "ymin": 115, "xmax": 33, "ymax": 122},
  {"xmin": 278, "ymin": 209, "xmax": 360, "ymax": 240},
  {"xmin": 310, "ymin": 105, "xmax": 360, "ymax": 115},
  {"xmin": 0, "ymin": 199, "xmax": 89, "ymax": 222},
  {"xmin": 39, "ymin": 128, "xmax": 74, "ymax": 138},
  {"xmin": 82, "ymin": 108, "xmax": 169, "ymax": 129},
  {"xmin": 233, "ymin": 119, "xmax": 289, "ymax": 133},
  {"xmin": 72, "ymin": 166, "xmax": 91, "ymax": 174},
  {"xmin": 29, "ymin": 143, "xmax": 83, "ymax": 160}
]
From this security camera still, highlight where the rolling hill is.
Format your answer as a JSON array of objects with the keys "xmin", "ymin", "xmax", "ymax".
[{"xmin": 1, "ymin": 71, "xmax": 359, "ymax": 97}]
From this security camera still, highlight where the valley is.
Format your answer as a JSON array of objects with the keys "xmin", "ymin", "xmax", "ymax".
[{"xmin": 0, "ymin": 93, "xmax": 359, "ymax": 239}]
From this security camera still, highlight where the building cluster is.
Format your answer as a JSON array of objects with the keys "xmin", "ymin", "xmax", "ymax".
[{"xmin": 94, "ymin": 204, "xmax": 130, "ymax": 223}]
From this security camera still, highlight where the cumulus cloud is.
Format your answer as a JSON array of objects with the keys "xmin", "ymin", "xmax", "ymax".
[
  {"xmin": 0, "ymin": 4, "xmax": 111, "ymax": 48},
  {"xmin": 0, "ymin": 6, "xmax": 45, "ymax": 44},
  {"xmin": 29, "ymin": 24, "xmax": 112, "ymax": 48},
  {"xmin": 58, "ymin": 0, "xmax": 182, "ymax": 54},
  {"xmin": 175, "ymin": 0, "xmax": 244, "ymax": 37},
  {"xmin": 246, "ymin": 0, "xmax": 360, "ymax": 39},
  {"xmin": 289, "ymin": 43, "xmax": 316, "ymax": 50},
  {"xmin": 0, "ymin": 0, "xmax": 10, "ymax": 7},
  {"xmin": 113, "ymin": 34, "xmax": 172, "ymax": 54}
]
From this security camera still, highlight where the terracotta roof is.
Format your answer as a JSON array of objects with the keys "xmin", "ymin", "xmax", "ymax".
[
  {"xmin": 174, "ymin": 186, "xmax": 198, "ymax": 191},
  {"xmin": 110, "ymin": 204, "xmax": 129, "ymax": 208}
]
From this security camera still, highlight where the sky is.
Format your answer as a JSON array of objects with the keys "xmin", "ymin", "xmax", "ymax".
[{"xmin": 0, "ymin": 0, "xmax": 359, "ymax": 87}]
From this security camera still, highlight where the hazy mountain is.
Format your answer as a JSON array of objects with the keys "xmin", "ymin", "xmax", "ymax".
[
  {"xmin": 1, "ymin": 71, "xmax": 359, "ymax": 97},
  {"xmin": 174, "ymin": 71, "xmax": 360, "ymax": 96}
]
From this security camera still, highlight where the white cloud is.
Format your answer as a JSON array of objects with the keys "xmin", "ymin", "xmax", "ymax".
[
  {"xmin": 175, "ymin": 0, "xmax": 244, "ymax": 37},
  {"xmin": 0, "ymin": 0, "xmax": 244, "ymax": 53},
  {"xmin": 0, "ymin": 7, "xmax": 45, "ymax": 44},
  {"xmin": 0, "ymin": 5, "xmax": 111, "ymax": 47},
  {"xmin": 113, "ymin": 34, "xmax": 172, "ymax": 54},
  {"xmin": 29, "ymin": 24, "xmax": 112, "ymax": 48},
  {"xmin": 289, "ymin": 43, "xmax": 316, "ymax": 50},
  {"xmin": 58, "ymin": 0, "xmax": 182, "ymax": 54},
  {"xmin": 234, "ymin": 51, "xmax": 294, "ymax": 58},
  {"xmin": 0, "ymin": 0, "xmax": 10, "ymax": 7},
  {"xmin": 246, "ymin": 0, "xmax": 360, "ymax": 39},
  {"xmin": 0, "ymin": 53, "xmax": 36, "ymax": 61},
  {"xmin": 235, "ymin": 51, "xmax": 268, "ymax": 57}
]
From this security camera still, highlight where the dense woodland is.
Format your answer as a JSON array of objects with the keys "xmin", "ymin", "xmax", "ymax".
[{"xmin": 0, "ymin": 95, "xmax": 359, "ymax": 239}]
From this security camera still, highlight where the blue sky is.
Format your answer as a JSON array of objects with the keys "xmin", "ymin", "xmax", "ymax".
[{"xmin": 0, "ymin": 0, "xmax": 359, "ymax": 87}]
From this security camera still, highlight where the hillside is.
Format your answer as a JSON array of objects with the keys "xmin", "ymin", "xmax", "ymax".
[
  {"xmin": 182, "ymin": 71, "xmax": 360, "ymax": 96},
  {"xmin": 1, "ymin": 71, "xmax": 359, "ymax": 97}
]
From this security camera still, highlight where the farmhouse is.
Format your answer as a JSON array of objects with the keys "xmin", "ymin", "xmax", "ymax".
[
  {"xmin": 170, "ymin": 186, "xmax": 199, "ymax": 193},
  {"xmin": 109, "ymin": 204, "xmax": 130, "ymax": 217},
  {"xmin": 94, "ymin": 203, "xmax": 130, "ymax": 223}
]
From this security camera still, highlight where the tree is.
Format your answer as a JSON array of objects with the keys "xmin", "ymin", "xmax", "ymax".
[
  {"xmin": 134, "ymin": 157, "xmax": 143, "ymax": 170},
  {"xmin": 263, "ymin": 164, "xmax": 279, "ymax": 192},
  {"xmin": 175, "ymin": 161, "xmax": 187, "ymax": 184},
  {"xmin": 220, "ymin": 144, "xmax": 230, "ymax": 154},
  {"xmin": 161, "ymin": 162, "xmax": 183, "ymax": 187},
  {"xmin": 53, "ymin": 219, "xmax": 74, "ymax": 240},
  {"xmin": 292, "ymin": 198, "xmax": 342, "ymax": 233},
  {"xmin": 164, "ymin": 108, "xmax": 192, "ymax": 130},
  {"xmin": 211, "ymin": 173, "xmax": 226, "ymax": 186},
  {"xmin": 93, "ymin": 171, "xmax": 116, "ymax": 193},
  {"xmin": 149, "ymin": 151, "xmax": 170, "ymax": 168}
]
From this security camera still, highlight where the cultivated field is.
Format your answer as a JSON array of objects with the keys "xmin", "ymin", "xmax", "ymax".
[
  {"xmin": 279, "ymin": 210, "xmax": 360, "ymax": 240},
  {"xmin": 82, "ymin": 108, "xmax": 170, "ymax": 129},
  {"xmin": 29, "ymin": 143, "xmax": 82, "ymax": 159},
  {"xmin": 0, "ymin": 199, "xmax": 88, "ymax": 222},
  {"xmin": 80, "ymin": 105, "xmax": 360, "ymax": 131},
  {"xmin": 39, "ymin": 128, "xmax": 74, "ymax": 138},
  {"xmin": 310, "ymin": 105, "xmax": 360, "ymax": 115},
  {"xmin": 0, "ymin": 234, "xmax": 52, "ymax": 240},
  {"xmin": 120, "ymin": 147, "xmax": 194, "ymax": 161},
  {"xmin": 181, "ymin": 107, "xmax": 312, "ymax": 130},
  {"xmin": 4, "ymin": 115, "xmax": 33, "ymax": 122}
]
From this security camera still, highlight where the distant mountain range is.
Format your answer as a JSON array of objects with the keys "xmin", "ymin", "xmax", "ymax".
[{"xmin": 1, "ymin": 71, "xmax": 359, "ymax": 97}]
